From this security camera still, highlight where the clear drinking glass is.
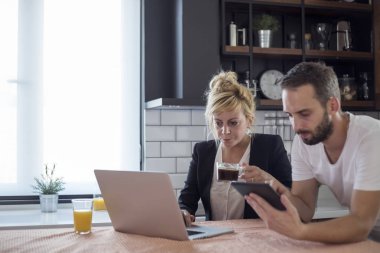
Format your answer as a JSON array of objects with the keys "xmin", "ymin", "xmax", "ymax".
[
  {"xmin": 93, "ymin": 194, "xmax": 107, "ymax": 211},
  {"xmin": 72, "ymin": 199, "xmax": 93, "ymax": 234},
  {"xmin": 217, "ymin": 162, "xmax": 242, "ymax": 181}
]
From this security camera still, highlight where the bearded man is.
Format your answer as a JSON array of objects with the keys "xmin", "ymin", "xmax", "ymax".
[{"xmin": 245, "ymin": 62, "xmax": 380, "ymax": 243}]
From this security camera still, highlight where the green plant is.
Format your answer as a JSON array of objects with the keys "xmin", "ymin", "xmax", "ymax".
[
  {"xmin": 252, "ymin": 14, "xmax": 279, "ymax": 31},
  {"xmin": 32, "ymin": 164, "xmax": 65, "ymax": 195}
]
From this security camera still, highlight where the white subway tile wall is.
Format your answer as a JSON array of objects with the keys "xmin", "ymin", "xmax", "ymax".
[
  {"xmin": 145, "ymin": 142, "xmax": 161, "ymax": 157},
  {"xmin": 145, "ymin": 126, "xmax": 176, "ymax": 141},
  {"xmin": 176, "ymin": 157, "xmax": 192, "ymax": 173},
  {"xmin": 161, "ymin": 142, "xmax": 192, "ymax": 157},
  {"xmin": 191, "ymin": 110, "xmax": 206, "ymax": 125},
  {"xmin": 177, "ymin": 126, "xmax": 207, "ymax": 141},
  {"xmin": 161, "ymin": 110, "xmax": 192, "ymax": 125},
  {"xmin": 145, "ymin": 110, "xmax": 161, "ymax": 125},
  {"xmin": 145, "ymin": 109, "xmax": 380, "ymax": 200},
  {"xmin": 145, "ymin": 157, "xmax": 176, "ymax": 173},
  {"xmin": 169, "ymin": 173, "xmax": 189, "ymax": 189}
]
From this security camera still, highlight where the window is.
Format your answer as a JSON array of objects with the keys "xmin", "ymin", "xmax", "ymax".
[
  {"xmin": 0, "ymin": 0, "xmax": 17, "ymax": 185},
  {"xmin": 0, "ymin": 0, "xmax": 141, "ymax": 196}
]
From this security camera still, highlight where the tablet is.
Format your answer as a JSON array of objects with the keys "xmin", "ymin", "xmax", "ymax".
[{"xmin": 231, "ymin": 181, "xmax": 285, "ymax": 210}]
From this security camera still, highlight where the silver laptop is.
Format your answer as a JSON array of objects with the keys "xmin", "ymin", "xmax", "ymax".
[{"xmin": 94, "ymin": 170, "xmax": 234, "ymax": 240}]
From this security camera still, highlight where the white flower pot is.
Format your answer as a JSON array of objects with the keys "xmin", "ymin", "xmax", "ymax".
[
  {"xmin": 39, "ymin": 194, "xmax": 59, "ymax": 213},
  {"xmin": 258, "ymin": 30, "xmax": 273, "ymax": 48}
]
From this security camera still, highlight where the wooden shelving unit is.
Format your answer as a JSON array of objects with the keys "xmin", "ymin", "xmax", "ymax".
[
  {"xmin": 305, "ymin": 50, "xmax": 373, "ymax": 60},
  {"xmin": 256, "ymin": 99, "xmax": 375, "ymax": 110},
  {"xmin": 225, "ymin": 46, "xmax": 372, "ymax": 60},
  {"xmin": 221, "ymin": 0, "xmax": 378, "ymax": 110},
  {"xmin": 304, "ymin": 0, "xmax": 372, "ymax": 11}
]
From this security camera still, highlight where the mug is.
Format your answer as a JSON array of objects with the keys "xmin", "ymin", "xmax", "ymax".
[{"xmin": 217, "ymin": 162, "xmax": 242, "ymax": 181}]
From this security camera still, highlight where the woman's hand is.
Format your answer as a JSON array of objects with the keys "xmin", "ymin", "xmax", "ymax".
[
  {"xmin": 240, "ymin": 163, "xmax": 292, "ymax": 198},
  {"xmin": 239, "ymin": 163, "xmax": 274, "ymax": 183},
  {"xmin": 181, "ymin": 209, "xmax": 195, "ymax": 227}
]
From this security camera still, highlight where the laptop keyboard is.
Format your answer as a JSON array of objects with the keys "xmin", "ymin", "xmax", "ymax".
[{"xmin": 187, "ymin": 230, "xmax": 203, "ymax": 236}]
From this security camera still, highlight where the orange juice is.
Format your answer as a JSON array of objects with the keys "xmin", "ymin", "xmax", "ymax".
[
  {"xmin": 93, "ymin": 197, "xmax": 107, "ymax": 211},
  {"xmin": 73, "ymin": 210, "xmax": 93, "ymax": 234}
]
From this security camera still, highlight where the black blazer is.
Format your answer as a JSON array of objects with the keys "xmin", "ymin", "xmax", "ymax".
[{"xmin": 178, "ymin": 133, "xmax": 292, "ymax": 220}]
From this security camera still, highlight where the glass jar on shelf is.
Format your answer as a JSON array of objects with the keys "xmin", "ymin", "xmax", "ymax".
[{"xmin": 339, "ymin": 74, "xmax": 357, "ymax": 101}]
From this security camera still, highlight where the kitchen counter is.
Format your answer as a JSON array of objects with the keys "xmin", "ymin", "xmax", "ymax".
[{"xmin": 0, "ymin": 200, "xmax": 348, "ymax": 230}]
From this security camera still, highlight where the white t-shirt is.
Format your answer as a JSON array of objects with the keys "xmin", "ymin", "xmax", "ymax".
[
  {"xmin": 210, "ymin": 142, "xmax": 250, "ymax": 220},
  {"xmin": 291, "ymin": 112, "xmax": 380, "ymax": 235}
]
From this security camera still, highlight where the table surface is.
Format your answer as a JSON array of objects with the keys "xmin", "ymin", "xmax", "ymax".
[{"xmin": 1, "ymin": 219, "xmax": 379, "ymax": 253}]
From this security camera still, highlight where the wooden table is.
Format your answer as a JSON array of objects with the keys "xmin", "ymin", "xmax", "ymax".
[{"xmin": 1, "ymin": 219, "xmax": 379, "ymax": 253}]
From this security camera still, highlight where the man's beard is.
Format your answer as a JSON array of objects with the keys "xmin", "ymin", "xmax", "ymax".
[{"xmin": 297, "ymin": 111, "xmax": 333, "ymax": 145}]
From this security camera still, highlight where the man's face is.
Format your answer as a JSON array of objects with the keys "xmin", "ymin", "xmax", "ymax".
[{"xmin": 282, "ymin": 85, "xmax": 333, "ymax": 145}]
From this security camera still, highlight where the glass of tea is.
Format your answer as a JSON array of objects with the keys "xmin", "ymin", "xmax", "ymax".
[{"xmin": 217, "ymin": 162, "xmax": 242, "ymax": 181}]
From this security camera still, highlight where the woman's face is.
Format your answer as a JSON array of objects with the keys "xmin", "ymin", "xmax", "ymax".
[{"xmin": 213, "ymin": 109, "xmax": 251, "ymax": 148}]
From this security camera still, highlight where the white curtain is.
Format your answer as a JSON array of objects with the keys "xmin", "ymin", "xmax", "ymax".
[{"xmin": 0, "ymin": 0, "xmax": 141, "ymax": 196}]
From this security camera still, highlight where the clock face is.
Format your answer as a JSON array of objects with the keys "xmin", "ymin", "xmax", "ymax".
[{"xmin": 259, "ymin": 70, "xmax": 284, "ymax": 100}]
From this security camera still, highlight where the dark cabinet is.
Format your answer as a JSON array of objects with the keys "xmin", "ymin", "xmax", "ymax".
[
  {"xmin": 144, "ymin": 0, "xmax": 220, "ymax": 108},
  {"xmin": 221, "ymin": 0, "xmax": 379, "ymax": 110}
]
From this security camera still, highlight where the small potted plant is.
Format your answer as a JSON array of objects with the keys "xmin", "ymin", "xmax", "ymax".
[
  {"xmin": 32, "ymin": 164, "xmax": 65, "ymax": 213},
  {"xmin": 252, "ymin": 14, "xmax": 280, "ymax": 48}
]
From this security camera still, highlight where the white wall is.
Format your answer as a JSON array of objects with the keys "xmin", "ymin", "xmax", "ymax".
[{"xmin": 144, "ymin": 108, "xmax": 380, "ymax": 204}]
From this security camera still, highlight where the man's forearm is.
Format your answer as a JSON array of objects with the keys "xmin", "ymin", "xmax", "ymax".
[
  {"xmin": 298, "ymin": 215, "xmax": 370, "ymax": 243},
  {"xmin": 288, "ymin": 194, "xmax": 315, "ymax": 222}
]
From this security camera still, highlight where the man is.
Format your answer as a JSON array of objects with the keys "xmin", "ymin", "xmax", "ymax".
[{"xmin": 245, "ymin": 62, "xmax": 380, "ymax": 243}]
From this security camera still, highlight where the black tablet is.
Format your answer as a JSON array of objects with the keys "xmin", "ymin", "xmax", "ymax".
[{"xmin": 231, "ymin": 181, "xmax": 285, "ymax": 210}]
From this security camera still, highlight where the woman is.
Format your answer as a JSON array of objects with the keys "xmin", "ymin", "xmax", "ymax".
[{"xmin": 178, "ymin": 71, "xmax": 292, "ymax": 224}]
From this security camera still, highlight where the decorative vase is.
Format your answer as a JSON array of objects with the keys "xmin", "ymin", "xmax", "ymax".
[
  {"xmin": 258, "ymin": 30, "xmax": 273, "ymax": 48},
  {"xmin": 39, "ymin": 194, "xmax": 59, "ymax": 213}
]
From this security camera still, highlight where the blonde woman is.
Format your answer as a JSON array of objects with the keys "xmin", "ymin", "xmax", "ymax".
[{"xmin": 179, "ymin": 71, "xmax": 291, "ymax": 224}]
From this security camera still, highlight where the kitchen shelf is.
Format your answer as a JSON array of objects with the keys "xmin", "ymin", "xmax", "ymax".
[
  {"xmin": 225, "ymin": 47, "xmax": 372, "ymax": 60},
  {"xmin": 225, "ymin": 46, "xmax": 302, "ymax": 56},
  {"xmin": 251, "ymin": 99, "xmax": 283, "ymax": 110},
  {"xmin": 221, "ymin": 0, "xmax": 378, "ymax": 110},
  {"xmin": 252, "ymin": 47, "xmax": 302, "ymax": 56},
  {"xmin": 305, "ymin": 50, "xmax": 373, "ymax": 60},
  {"xmin": 248, "ymin": 0, "xmax": 371, "ymax": 11},
  {"xmin": 304, "ymin": 0, "xmax": 372, "ymax": 11},
  {"xmin": 255, "ymin": 99, "xmax": 375, "ymax": 111},
  {"xmin": 341, "ymin": 100, "xmax": 375, "ymax": 109},
  {"xmin": 251, "ymin": 0, "xmax": 301, "ymax": 5},
  {"xmin": 224, "ymin": 46, "xmax": 250, "ymax": 54}
]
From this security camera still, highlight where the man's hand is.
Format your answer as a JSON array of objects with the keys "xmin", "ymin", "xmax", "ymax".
[{"xmin": 244, "ymin": 190, "xmax": 306, "ymax": 240}]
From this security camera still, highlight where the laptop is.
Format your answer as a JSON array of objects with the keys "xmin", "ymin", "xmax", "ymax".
[{"xmin": 94, "ymin": 170, "xmax": 234, "ymax": 240}]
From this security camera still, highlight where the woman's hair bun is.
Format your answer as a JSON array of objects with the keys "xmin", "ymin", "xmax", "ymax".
[{"xmin": 209, "ymin": 71, "xmax": 238, "ymax": 93}]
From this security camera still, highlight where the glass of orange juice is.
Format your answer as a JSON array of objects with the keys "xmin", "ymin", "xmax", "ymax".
[
  {"xmin": 72, "ymin": 199, "xmax": 93, "ymax": 234},
  {"xmin": 93, "ymin": 194, "xmax": 107, "ymax": 211}
]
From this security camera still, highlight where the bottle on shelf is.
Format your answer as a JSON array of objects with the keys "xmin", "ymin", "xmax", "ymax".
[
  {"xmin": 304, "ymin": 33, "xmax": 312, "ymax": 50},
  {"xmin": 357, "ymin": 72, "xmax": 369, "ymax": 100},
  {"xmin": 288, "ymin": 33, "xmax": 297, "ymax": 49},
  {"xmin": 229, "ymin": 21, "xmax": 237, "ymax": 46},
  {"xmin": 244, "ymin": 70, "xmax": 251, "ymax": 89}
]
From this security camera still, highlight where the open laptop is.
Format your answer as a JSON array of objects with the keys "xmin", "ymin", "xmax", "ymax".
[{"xmin": 94, "ymin": 170, "xmax": 234, "ymax": 240}]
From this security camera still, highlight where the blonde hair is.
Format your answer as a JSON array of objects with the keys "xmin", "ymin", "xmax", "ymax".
[{"xmin": 205, "ymin": 71, "xmax": 255, "ymax": 139}]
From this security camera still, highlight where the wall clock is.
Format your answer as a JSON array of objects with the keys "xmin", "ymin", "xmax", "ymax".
[{"xmin": 259, "ymin": 69, "xmax": 284, "ymax": 100}]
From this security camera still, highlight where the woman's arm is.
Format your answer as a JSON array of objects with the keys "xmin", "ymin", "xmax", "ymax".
[{"xmin": 178, "ymin": 143, "xmax": 201, "ymax": 215}]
